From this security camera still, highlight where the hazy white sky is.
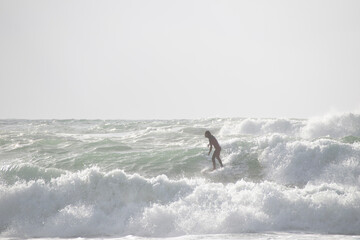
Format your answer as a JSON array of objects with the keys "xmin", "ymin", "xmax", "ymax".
[{"xmin": 1, "ymin": 0, "xmax": 359, "ymax": 119}]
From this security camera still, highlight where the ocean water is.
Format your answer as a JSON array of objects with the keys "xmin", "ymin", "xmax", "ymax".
[{"xmin": 1, "ymin": 113, "xmax": 360, "ymax": 240}]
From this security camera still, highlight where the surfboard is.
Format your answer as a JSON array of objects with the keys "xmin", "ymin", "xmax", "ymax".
[
  {"xmin": 201, "ymin": 167, "xmax": 214, "ymax": 173},
  {"xmin": 201, "ymin": 165, "xmax": 225, "ymax": 174}
]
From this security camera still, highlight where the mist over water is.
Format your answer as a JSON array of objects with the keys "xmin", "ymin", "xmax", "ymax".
[{"xmin": 1, "ymin": 113, "xmax": 360, "ymax": 238}]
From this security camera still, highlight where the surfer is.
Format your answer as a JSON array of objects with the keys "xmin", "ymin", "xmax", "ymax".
[{"xmin": 205, "ymin": 130, "xmax": 224, "ymax": 170}]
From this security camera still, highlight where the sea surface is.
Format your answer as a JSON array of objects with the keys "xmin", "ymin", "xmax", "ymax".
[{"xmin": 1, "ymin": 113, "xmax": 360, "ymax": 240}]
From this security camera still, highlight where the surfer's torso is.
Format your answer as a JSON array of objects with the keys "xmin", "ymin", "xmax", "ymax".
[{"xmin": 209, "ymin": 135, "xmax": 221, "ymax": 150}]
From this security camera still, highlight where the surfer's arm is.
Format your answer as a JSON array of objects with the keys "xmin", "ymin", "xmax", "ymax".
[{"xmin": 208, "ymin": 144, "xmax": 212, "ymax": 155}]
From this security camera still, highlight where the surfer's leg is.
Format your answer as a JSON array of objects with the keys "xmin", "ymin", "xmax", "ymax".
[
  {"xmin": 212, "ymin": 153, "xmax": 216, "ymax": 170},
  {"xmin": 215, "ymin": 150, "xmax": 223, "ymax": 167},
  {"xmin": 217, "ymin": 156, "xmax": 224, "ymax": 167}
]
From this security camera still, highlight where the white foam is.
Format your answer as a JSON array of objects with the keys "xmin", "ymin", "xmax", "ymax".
[
  {"xmin": 219, "ymin": 118, "xmax": 304, "ymax": 137},
  {"xmin": 2, "ymin": 168, "xmax": 360, "ymax": 238},
  {"xmin": 219, "ymin": 113, "xmax": 360, "ymax": 139},
  {"xmin": 128, "ymin": 180, "xmax": 360, "ymax": 236},
  {"xmin": 257, "ymin": 134, "xmax": 360, "ymax": 186},
  {"xmin": 0, "ymin": 168, "xmax": 196, "ymax": 238},
  {"xmin": 301, "ymin": 112, "xmax": 360, "ymax": 139}
]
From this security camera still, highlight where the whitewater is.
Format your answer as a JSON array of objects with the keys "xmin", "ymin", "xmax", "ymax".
[{"xmin": 1, "ymin": 113, "xmax": 360, "ymax": 240}]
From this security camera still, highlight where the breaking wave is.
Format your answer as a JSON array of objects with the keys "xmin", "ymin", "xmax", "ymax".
[{"xmin": 1, "ymin": 112, "xmax": 360, "ymax": 238}]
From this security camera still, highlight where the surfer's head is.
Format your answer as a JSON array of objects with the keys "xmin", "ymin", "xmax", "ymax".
[{"xmin": 205, "ymin": 130, "xmax": 211, "ymax": 138}]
